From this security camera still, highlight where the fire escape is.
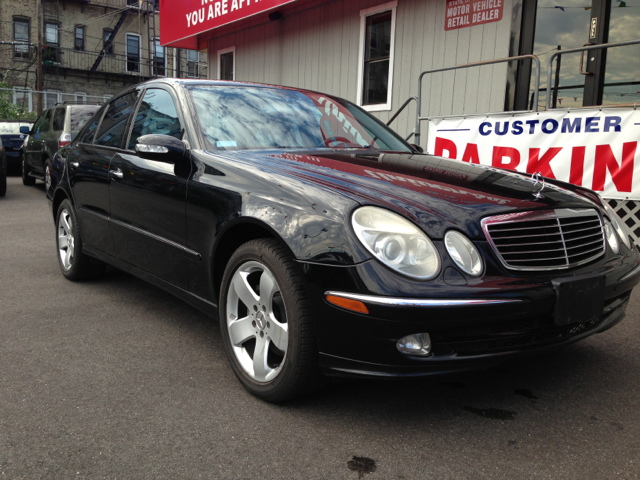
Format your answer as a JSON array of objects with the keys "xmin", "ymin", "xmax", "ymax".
[{"xmin": 41, "ymin": 0, "xmax": 159, "ymax": 86}]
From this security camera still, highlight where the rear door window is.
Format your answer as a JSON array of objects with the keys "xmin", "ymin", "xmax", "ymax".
[
  {"xmin": 52, "ymin": 108, "xmax": 66, "ymax": 132},
  {"xmin": 80, "ymin": 108, "xmax": 105, "ymax": 144},
  {"xmin": 94, "ymin": 92, "xmax": 139, "ymax": 148},
  {"xmin": 69, "ymin": 106, "xmax": 99, "ymax": 140}
]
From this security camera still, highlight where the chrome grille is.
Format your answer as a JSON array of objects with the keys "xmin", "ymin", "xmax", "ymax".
[{"xmin": 482, "ymin": 209, "xmax": 605, "ymax": 270}]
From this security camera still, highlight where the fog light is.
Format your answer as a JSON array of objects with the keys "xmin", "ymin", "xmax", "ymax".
[{"xmin": 397, "ymin": 333, "xmax": 431, "ymax": 356}]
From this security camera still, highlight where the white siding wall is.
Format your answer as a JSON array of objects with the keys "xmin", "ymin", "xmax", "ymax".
[{"xmin": 207, "ymin": 0, "xmax": 513, "ymax": 144}]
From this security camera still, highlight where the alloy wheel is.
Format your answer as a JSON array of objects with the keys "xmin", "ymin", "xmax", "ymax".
[
  {"xmin": 225, "ymin": 261, "xmax": 289, "ymax": 383},
  {"xmin": 57, "ymin": 208, "xmax": 75, "ymax": 271},
  {"xmin": 45, "ymin": 164, "xmax": 52, "ymax": 191}
]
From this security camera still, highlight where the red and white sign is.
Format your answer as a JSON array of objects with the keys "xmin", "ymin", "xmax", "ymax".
[
  {"xmin": 425, "ymin": 108, "xmax": 640, "ymax": 200},
  {"xmin": 445, "ymin": 0, "xmax": 503, "ymax": 31},
  {"xmin": 159, "ymin": 0, "xmax": 297, "ymax": 49}
]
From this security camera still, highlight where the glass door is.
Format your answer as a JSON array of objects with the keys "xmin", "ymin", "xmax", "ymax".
[
  {"xmin": 530, "ymin": 0, "xmax": 593, "ymax": 109},
  {"xmin": 602, "ymin": 2, "xmax": 640, "ymax": 105},
  {"xmin": 519, "ymin": 0, "xmax": 639, "ymax": 109}
]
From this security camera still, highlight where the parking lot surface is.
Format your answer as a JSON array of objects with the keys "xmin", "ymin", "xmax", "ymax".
[{"xmin": 1, "ymin": 175, "xmax": 639, "ymax": 479}]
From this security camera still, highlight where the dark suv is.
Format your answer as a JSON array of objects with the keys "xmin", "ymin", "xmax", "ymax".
[
  {"xmin": 21, "ymin": 103, "xmax": 100, "ymax": 190},
  {"xmin": 0, "ymin": 120, "xmax": 34, "ymax": 174}
]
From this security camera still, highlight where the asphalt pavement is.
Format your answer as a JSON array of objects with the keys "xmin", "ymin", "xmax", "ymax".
[{"xmin": 1, "ymin": 175, "xmax": 639, "ymax": 479}]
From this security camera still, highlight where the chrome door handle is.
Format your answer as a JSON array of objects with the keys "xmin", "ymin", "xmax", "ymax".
[
  {"xmin": 70, "ymin": 161, "xmax": 79, "ymax": 168},
  {"xmin": 110, "ymin": 168, "xmax": 123, "ymax": 179}
]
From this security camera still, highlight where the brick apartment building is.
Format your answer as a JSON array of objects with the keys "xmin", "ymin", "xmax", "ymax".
[{"xmin": 1, "ymin": 0, "xmax": 208, "ymax": 114}]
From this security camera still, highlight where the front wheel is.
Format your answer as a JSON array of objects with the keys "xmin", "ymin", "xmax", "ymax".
[
  {"xmin": 219, "ymin": 239, "xmax": 324, "ymax": 402},
  {"xmin": 22, "ymin": 156, "xmax": 35, "ymax": 186},
  {"xmin": 0, "ymin": 169, "xmax": 6, "ymax": 197},
  {"xmin": 44, "ymin": 158, "xmax": 53, "ymax": 193}
]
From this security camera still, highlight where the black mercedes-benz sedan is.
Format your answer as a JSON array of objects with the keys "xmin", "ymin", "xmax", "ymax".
[{"xmin": 47, "ymin": 79, "xmax": 640, "ymax": 401}]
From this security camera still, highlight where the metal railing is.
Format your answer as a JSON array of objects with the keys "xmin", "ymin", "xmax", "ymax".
[
  {"xmin": 545, "ymin": 39, "xmax": 640, "ymax": 110},
  {"xmin": 57, "ymin": 0, "xmax": 158, "ymax": 10},
  {"xmin": 386, "ymin": 96, "xmax": 418, "ymax": 141},
  {"xmin": 414, "ymin": 54, "xmax": 541, "ymax": 144},
  {"xmin": 0, "ymin": 88, "xmax": 108, "ymax": 120},
  {"xmin": 39, "ymin": 46, "xmax": 208, "ymax": 79}
]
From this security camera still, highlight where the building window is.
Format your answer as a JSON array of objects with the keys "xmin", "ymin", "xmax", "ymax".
[
  {"xmin": 75, "ymin": 92, "xmax": 87, "ymax": 103},
  {"xmin": 126, "ymin": 33, "xmax": 141, "ymax": 73},
  {"xmin": 75, "ymin": 26, "xmax": 85, "ymax": 51},
  {"xmin": 153, "ymin": 38, "xmax": 166, "ymax": 76},
  {"xmin": 103, "ymin": 29, "xmax": 115, "ymax": 55},
  {"xmin": 357, "ymin": 1, "xmax": 397, "ymax": 111},
  {"xmin": 44, "ymin": 90, "xmax": 61, "ymax": 109},
  {"xmin": 13, "ymin": 18, "xmax": 30, "ymax": 60},
  {"xmin": 218, "ymin": 47, "xmax": 235, "ymax": 81},
  {"xmin": 13, "ymin": 88, "xmax": 32, "ymax": 112},
  {"xmin": 187, "ymin": 50, "xmax": 199, "ymax": 78},
  {"xmin": 45, "ymin": 23, "xmax": 59, "ymax": 45}
]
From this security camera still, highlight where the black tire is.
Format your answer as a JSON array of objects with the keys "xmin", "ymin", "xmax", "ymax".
[
  {"xmin": 55, "ymin": 199, "xmax": 106, "ymax": 280},
  {"xmin": 0, "ymin": 170, "xmax": 6, "ymax": 197},
  {"xmin": 219, "ymin": 238, "xmax": 324, "ymax": 402},
  {"xmin": 44, "ymin": 158, "xmax": 53, "ymax": 193},
  {"xmin": 22, "ymin": 156, "xmax": 35, "ymax": 186}
]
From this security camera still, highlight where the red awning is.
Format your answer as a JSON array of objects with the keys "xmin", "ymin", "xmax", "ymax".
[{"xmin": 160, "ymin": 0, "xmax": 297, "ymax": 49}]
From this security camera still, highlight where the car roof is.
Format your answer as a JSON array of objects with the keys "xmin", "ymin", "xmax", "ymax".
[{"xmin": 138, "ymin": 78, "xmax": 336, "ymax": 98}]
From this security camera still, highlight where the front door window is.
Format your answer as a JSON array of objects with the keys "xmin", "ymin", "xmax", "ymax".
[{"xmin": 127, "ymin": 89, "xmax": 183, "ymax": 150}]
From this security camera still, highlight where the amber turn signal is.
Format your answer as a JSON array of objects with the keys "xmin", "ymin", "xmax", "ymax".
[{"xmin": 325, "ymin": 295, "xmax": 369, "ymax": 314}]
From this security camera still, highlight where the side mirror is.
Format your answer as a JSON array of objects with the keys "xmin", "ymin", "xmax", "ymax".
[
  {"xmin": 20, "ymin": 126, "xmax": 30, "ymax": 134},
  {"xmin": 410, "ymin": 143, "xmax": 424, "ymax": 153},
  {"xmin": 135, "ymin": 134, "xmax": 186, "ymax": 163}
]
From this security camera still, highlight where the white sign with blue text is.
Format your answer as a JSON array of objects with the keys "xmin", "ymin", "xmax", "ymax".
[{"xmin": 426, "ymin": 108, "xmax": 640, "ymax": 200}]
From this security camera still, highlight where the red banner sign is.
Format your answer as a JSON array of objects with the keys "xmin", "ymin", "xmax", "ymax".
[
  {"xmin": 160, "ymin": 0, "xmax": 297, "ymax": 48},
  {"xmin": 445, "ymin": 0, "xmax": 503, "ymax": 31}
]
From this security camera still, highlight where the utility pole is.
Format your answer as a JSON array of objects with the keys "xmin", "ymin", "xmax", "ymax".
[{"xmin": 36, "ymin": 0, "xmax": 43, "ymax": 113}]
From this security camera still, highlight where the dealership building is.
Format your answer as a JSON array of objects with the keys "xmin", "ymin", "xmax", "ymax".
[
  {"xmin": 160, "ymin": 0, "xmax": 640, "ymax": 241},
  {"xmin": 160, "ymin": 0, "xmax": 638, "ymax": 136}
]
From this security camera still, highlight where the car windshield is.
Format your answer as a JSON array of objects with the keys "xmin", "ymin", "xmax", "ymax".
[
  {"xmin": 69, "ymin": 106, "xmax": 100, "ymax": 139},
  {"xmin": 187, "ymin": 85, "xmax": 412, "ymax": 152},
  {"xmin": 0, "ymin": 122, "xmax": 33, "ymax": 134}
]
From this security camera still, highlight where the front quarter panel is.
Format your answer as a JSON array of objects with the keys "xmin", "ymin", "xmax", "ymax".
[{"xmin": 185, "ymin": 151, "xmax": 371, "ymax": 300}]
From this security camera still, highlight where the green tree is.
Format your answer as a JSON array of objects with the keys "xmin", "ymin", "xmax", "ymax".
[{"xmin": 0, "ymin": 74, "xmax": 38, "ymax": 121}]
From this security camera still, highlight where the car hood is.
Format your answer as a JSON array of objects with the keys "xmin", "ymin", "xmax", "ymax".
[{"xmin": 219, "ymin": 149, "xmax": 602, "ymax": 239}]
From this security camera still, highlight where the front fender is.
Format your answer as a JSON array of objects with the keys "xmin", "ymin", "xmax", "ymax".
[
  {"xmin": 240, "ymin": 188, "xmax": 369, "ymax": 265},
  {"xmin": 188, "ymin": 151, "xmax": 371, "ymax": 266}
]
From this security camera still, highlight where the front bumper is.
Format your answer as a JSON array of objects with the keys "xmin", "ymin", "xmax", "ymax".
[{"xmin": 300, "ymin": 249, "xmax": 640, "ymax": 377}]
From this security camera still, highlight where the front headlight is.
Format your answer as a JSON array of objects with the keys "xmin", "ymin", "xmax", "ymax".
[
  {"xmin": 352, "ymin": 206, "xmax": 441, "ymax": 279},
  {"xmin": 600, "ymin": 197, "xmax": 631, "ymax": 250}
]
